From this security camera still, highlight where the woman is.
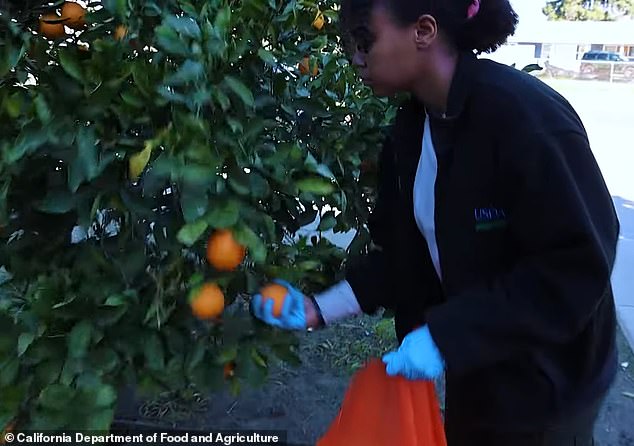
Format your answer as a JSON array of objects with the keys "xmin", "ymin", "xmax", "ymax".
[{"xmin": 252, "ymin": 0, "xmax": 620, "ymax": 444}]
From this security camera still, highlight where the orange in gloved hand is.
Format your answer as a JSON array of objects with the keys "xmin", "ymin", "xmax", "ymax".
[
  {"xmin": 258, "ymin": 283, "xmax": 288, "ymax": 317},
  {"xmin": 317, "ymin": 358, "xmax": 447, "ymax": 446}
]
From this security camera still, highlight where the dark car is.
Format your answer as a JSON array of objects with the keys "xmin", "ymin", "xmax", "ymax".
[{"xmin": 580, "ymin": 51, "xmax": 634, "ymax": 80}]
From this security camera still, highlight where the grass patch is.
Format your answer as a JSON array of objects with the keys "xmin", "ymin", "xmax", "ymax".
[{"xmin": 299, "ymin": 312, "xmax": 398, "ymax": 376}]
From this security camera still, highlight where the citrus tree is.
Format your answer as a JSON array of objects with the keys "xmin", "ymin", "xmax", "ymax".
[{"xmin": 0, "ymin": 0, "xmax": 396, "ymax": 432}]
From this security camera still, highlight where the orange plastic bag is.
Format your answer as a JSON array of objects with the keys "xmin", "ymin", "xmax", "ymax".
[{"xmin": 317, "ymin": 358, "xmax": 447, "ymax": 446}]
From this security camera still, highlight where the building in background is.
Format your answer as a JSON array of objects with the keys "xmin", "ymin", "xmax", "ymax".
[{"xmin": 487, "ymin": 1, "xmax": 634, "ymax": 72}]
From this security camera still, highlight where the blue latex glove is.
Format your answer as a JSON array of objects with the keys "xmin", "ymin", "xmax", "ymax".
[
  {"xmin": 251, "ymin": 279, "xmax": 306, "ymax": 330},
  {"xmin": 382, "ymin": 325, "xmax": 445, "ymax": 380}
]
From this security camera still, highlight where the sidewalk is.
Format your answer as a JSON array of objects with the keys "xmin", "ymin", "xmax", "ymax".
[{"xmin": 613, "ymin": 196, "xmax": 634, "ymax": 353}]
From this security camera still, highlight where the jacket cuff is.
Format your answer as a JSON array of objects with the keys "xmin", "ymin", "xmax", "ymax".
[
  {"xmin": 425, "ymin": 300, "xmax": 472, "ymax": 376},
  {"xmin": 314, "ymin": 280, "xmax": 362, "ymax": 325}
]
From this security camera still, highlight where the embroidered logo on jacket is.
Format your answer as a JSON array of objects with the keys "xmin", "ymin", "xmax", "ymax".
[{"xmin": 475, "ymin": 207, "xmax": 508, "ymax": 232}]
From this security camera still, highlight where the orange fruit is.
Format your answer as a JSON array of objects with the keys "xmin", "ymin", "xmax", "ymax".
[
  {"xmin": 61, "ymin": 2, "xmax": 86, "ymax": 30},
  {"xmin": 206, "ymin": 229, "xmax": 246, "ymax": 271},
  {"xmin": 39, "ymin": 13, "xmax": 67, "ymax": 39},
  {"xmin": 298, "ymin": 56, "xmax": 319, "ymax": 76},
  {"xmin": 114, "ymin": 25, "xmax": 128, "ymax": 41},
  {"xmin": 312, "ymin": 12, "xmax": 325, "ymax": 30},
  {"xmin": 299, "ymin": 56, "xmax": 310, "ymax": 75},
  {"xmin": 1, "ymin": 420, "xmax": 15, "ymax": 444},
  {"xmin": 258, "ymin": 283, "xmax": 288, "ymax": 318},
  {"xmin": 223, "ymin": 362, "xmax": 236, "ymax": 379},
  {"xmin": 190, "ymin": 283, "xmax": 225, "ymax": 320}
]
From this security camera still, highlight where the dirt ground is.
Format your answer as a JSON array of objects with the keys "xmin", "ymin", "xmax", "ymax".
[{"xmin": 115, "ymin": 313, "xmax": 634, "ymax": 446}]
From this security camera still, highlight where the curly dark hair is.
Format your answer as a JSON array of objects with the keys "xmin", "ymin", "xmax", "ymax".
[{"xmin": 340, "ymin": 0, "xmax": 519, "ymax": 54}]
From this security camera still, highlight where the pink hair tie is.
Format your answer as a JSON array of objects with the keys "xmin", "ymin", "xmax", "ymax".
[{"xmin": 467, "ymin": 0, "xmax": 480, "ymax": 19}]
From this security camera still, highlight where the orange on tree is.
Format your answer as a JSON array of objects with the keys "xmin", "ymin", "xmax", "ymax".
[
  {"xmin": 258, "ymin": 283, "xmax": 288, "ymax": 318},
  {"xmin": 189, "ymin": 282, "xmax": 225, "ymax": 320},
  {"xmin": 299, "ymin": 56, "xmax": 310, "ymax": 75},
  {"xmin": 298, "ymin": 56, "xmax": 319, "ymax": 76},
  {"xmin": 223, "ymin": 362, "xmax": 236, "ymax": 379},
  {"xmin": 60, "ymin": 2, "xmax": 86, "ymax": 30},
  {"xmin": 39, "ymin": 13, "xmax": 67, "ymax": 39},
  {"xmin": 312, "ymin": 11, "xmax": 325, "ymax": 30},
  {"xmin": 1, "ymin": 420, "xmax": 15, "ymax": 444},
  {"xmin": 206, "ymin": 229, "xmax": 246, "ymax": 271},
  {"xmin": 114, "ymin": 25, "xmax": 128, "ymax": 41}
]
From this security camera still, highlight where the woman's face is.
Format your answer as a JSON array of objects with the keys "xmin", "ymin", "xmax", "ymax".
[{"xmin": 349, "ymin": 5, "xmax": 423, "ymax": 97}]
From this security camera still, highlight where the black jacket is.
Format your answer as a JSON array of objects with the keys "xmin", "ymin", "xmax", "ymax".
[{"xmin": 345, "ymin": 52, "xmax": 620, "ymax": 430}]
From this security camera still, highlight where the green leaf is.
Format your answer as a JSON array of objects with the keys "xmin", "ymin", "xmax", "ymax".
[
  {"xmin": 226, "ymin": 117, "xmax": 243, "ymax": 134},
  {"xmin": 176, "ymin": 220, "xmax": 209, "ymax": 247},
  {"xmin": 67, "ymin": 321, "xmax": 93, "ymax": 359},
  {"xmin": 165, "ymin": 60, "xmax": 204, "ymax": 86},
  {"xmin": 186, "ymin": 342, "xmax": 206, "ymax": 372},
  {"xmin": 305, "ymin": 153, "xmax": 335, "ymax": 180},
  {"xmin": 234, "ymin": 224, "xmax": 266, "ymax": 264},
  {"xmin": 205, "ymin": 199, "xmax": 240, "ymax": 228},
  {"xmin": 38, "ymin": 384, "xmax": 75, "ymax": 410},
  {"xmin": 0, "ymin": 357, "xmax": 19, "ymax": 386},
  {"xmin": 34, "ymin": 359, "xmax": 63, "ymax": 387},
  {"xmin": 8, "ymin": 127, "xmax": 49, "ymax": 164},
  {"xmin": 257, "ymin": 48, "xmax": 277, "ymax": 66},
  {"xmin": 18, "ymin": 333, "xmax": 35, "ymax": 357},
  {"xmin": 318, "ymin": 213, "xmax": 337, "ymax": 231},
  {"xmin": 0, "ymin": 266, "xmax": 13, "ymax": 286},
  {"xmin": 296, "ymin": 177, "xmax": 336, "ymax": 195},
  {"xmin": 58, "ymin": 48, "xmax": 84, "ymax": 82},
  {"xmin": 235, "ymin": 345, "xmax": 267, "ymax": 387},
  {"xmin": 60, "ymin": 357, "xmax": 84, "ymax": 386},
  {"xmin": 165, "ymin": 15, "xmax": 201, "ymax": 40},
  {"xmin": 214, "ymin": 6, "xmax": 232, "ymax": 36},
  {"xmin": 104, "ymin": 0, "xmax": 129, "ymax": 19},
  {"xmin": 94, "ymin": 384, "xmax": 117, "ymax": 408},
  {"xmin": 103, "ymin": 294, "xmax": 127, "ymax": 307},
  {"xmin": 155, "ymin": 25, "xmax": 191, "ymax": 56},
  {"xmin": 271, "ymin": 343, "xmax": 302, "ymax": 367},
  {"xmin": 522, "ymin": 63, "xmax": 543, "ymax": 74},
  {"xmin": 69, "ymin": 127, "xmax": 100, "ymax": 192},
  {"xmin": 224, "ymin": 76, "xmax": 254, "ymax": 108},
  {"xmin": 34, "ymin": 95, "xmax": 52, "ymax": 124},
  {"xmin": 215, "ymin": 345, "xmax": 238, "ymax": 364},
  {"xmin": 227, "ymin": 169, "xmax": 251, "ymax": 196},
  {"xmin": 0, "ymin": 382, "xmax": 27, "ymax": 428},
  {"xmin": 0, "ymin": 42, "xmax": 26, "ymax": 78},
  {"xmin": 214, "ymin": 89, "xmax": 231, "ymax": 111},
  {"xmin": 180, "ymin": 187, "xmax": 208, "ymax": 223},
  {"xmin": 144, "ymin": 333, "xmax": 165, "ymax": 371},
  {"xmin": 249, "ymin": 172, "xmax": 271, "ymax": 199},
  {"xmin": 37, "ymin": 190, "xmax": 76, "ymax": 214},
  {"xmin": 88, "ymin": 348, "xmax": 119, "ymax": 375},
  {"xmin": 83, "ymin": 408, "xmax": 115, "ymax": 431}
]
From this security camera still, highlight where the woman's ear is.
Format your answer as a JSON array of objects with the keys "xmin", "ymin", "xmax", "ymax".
[{"xmin": 414, "ymin": 14, "xmax": 438, "ymax": 49}]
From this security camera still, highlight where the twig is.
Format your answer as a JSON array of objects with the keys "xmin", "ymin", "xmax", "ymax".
[{"xmin": 225, "ymin": 400, "xmax": 238, "ymax": 415}]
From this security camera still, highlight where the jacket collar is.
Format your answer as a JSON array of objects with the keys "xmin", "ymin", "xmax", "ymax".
[{"xmin": 417, "ymin": 50, "xmax": 478, "ymax": 121}]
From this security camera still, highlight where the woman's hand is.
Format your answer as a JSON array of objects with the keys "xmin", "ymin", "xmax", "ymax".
[
  {"xmin": 382, "ymin": 325, "xmax": 445, "ymax": 380},
  {"xmin": 251, "ymin": 279, "xmax": 322, "ymax": 330}
]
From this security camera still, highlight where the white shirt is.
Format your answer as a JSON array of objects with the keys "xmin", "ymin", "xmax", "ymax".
[{"xmin": 315, "ymin": 115, "xmax": 441, "ymax": 324}]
